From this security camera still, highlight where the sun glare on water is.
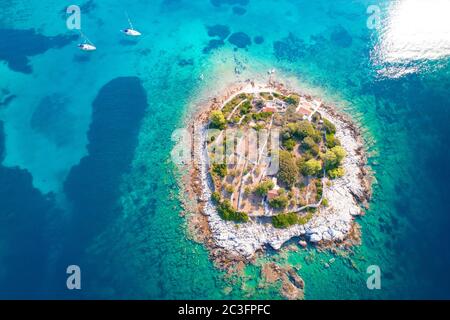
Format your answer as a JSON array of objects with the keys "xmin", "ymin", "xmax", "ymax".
[{"xmin": 374, "ymin": 0, "xmax": 450, "ymax": 77}]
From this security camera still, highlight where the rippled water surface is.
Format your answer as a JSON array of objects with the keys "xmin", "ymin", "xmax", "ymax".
[{"xmin": 0, "ymin": 0, "xmax": 449, "ymax": 299}]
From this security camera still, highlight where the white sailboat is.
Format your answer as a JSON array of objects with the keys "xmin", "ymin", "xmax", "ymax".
[
  {"xmin": 78, "ymin": 32, "xmax": 97, "ymax": 51},
  {"xmin": 121, "ymin": 13, "xmax": 141, "ymax": 37}
]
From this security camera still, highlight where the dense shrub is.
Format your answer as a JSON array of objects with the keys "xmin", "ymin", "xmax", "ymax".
[
  {"xmin": 239, "ymin": 100, "xmax": 252, "ymax": 115},
  {"xmin": 254, "ymin": 179, "xmax": 275, "ymax": 196},
  {"xmin": 269, "ymin": 194, "xmax": 289, "ymax": 209},
  {"xmin": 316, "ymin": 180, "xmax": 323, "ymax": 201},
  {"xmin": 323, "ymin": 150, "xmax": 338, "ymax": 170},
  {"xmin": 211, "ymin": 191, "xmax": 221, "ymax": 204},
  {"xmin": 272, "ymin": 212, "xmax": 298, "ymax": 228},
  {"xmin": 212, "ymin": 163, "xmax": 227, "ymax": 178},
  {"xmin": 252, "ymin": 111, "xmax": 273, "ymax": 121},
  {"xmin": 294, "ymin": 120, "xmax": 316, "ymax": 140},
  {"xmin": 282, "ymin": 138, "xmax": 296, "ymax": 151},
  {"xmin": 217, "ymin": 200, "xmax": 249, "ymax": 223},
  {"xmin": 278, "ymin": 150, "xmax": 299, "ymax": 188},
  {"xmin": 225, "ymin": 184, "xmax": 235, "ymax": 193},
  {"xmin": 311, "ymin": 112, "xmax": 322, "ymax": 123},
  {"xmin": 327, "ymin": 167, "xmax": 345, "ymax": 179},
  {"xmin": 210, "ymin": 110, "xmax": 226, "ymax": 130},
  {"xmin": 325, "ymin": 133, "xmax": 340, "ymax": 148},
  {"xmin": 302, "ymin": 136, "xmax": 320, "ymax": 156},
  {"xmin": 272, "ymin": 211, "xmax": 314, "ymax": 228},
  {"xmin": 283, "ymin": 95, "xmax": 299, "ymax": 106},
  {"xmin": 301, "ymin": 158, "xmax": 322, "ymax": 176},
  {"xmin": 297, "ymin": 212, "xmax": 313, "ymax": 225},
  {"xmin": 323, "ymin": 146, "xmax": 346, "ymax": 171},
  {"xmin": 331, "ymin": 146, "xmax": 346, "ymax": 163},
  {"xmin": 323, "ymin": 118, "xmax": 336, "ymax": 134}
]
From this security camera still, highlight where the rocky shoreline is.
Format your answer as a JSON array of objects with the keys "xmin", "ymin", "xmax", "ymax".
[{"xmin": 177, "ymin": 80, "xmax": 372, "ymax": 264}]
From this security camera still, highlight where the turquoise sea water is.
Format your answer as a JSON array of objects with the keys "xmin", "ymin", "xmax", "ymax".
[{"xmin": 0, "ymin": 0, "xmax": 449, "ymax": 299}]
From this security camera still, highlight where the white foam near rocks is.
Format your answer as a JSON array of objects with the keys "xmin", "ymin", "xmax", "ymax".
[{"xmin": 194, "ymin": 94, "xmax": 367, "ymax": 258}]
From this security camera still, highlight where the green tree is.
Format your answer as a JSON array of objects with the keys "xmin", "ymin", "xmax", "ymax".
[
  {"xmin": 328, "ymin": 167, "xmax": 345, "ymax": 179},
  {"xmin": 325, "ymin": 133, "xmax": 340, "ymax": 148},
  {"xmin": 283, "ymin": 138, "xmax": 296, "ymax": 151},
  {"xmin": 302, "ymin": 136, "xmax": 320, "ymax": 156},
  {"xmin": 239, "ymin": 100, "xmax": 252, "ymax": 115},
  {"xmin": 284, "ymin": 95, "xmax": 299, "ymax": 106},
  {"xmin": 217, "ymin": 200, "xmax": 249, "ymax": 223},
  {"xmin": 323, "ymin": 150, "xmax": 338, "ymax": 170},
  {"xmin": 302, "ymin": 158, "xmax": 322, "ymax": 176},
  {"xmin": 225, "ymin": 184, "xmax": 235, "ymax": 194},
  {"xmin": 210, "ymin": 110, "xmax": 226, "ymax": 130},
  {"xmin": 278, "ymin": 150, "xmax": 299, "ymax": 188},
  {"xmin": 269, "ymin": 195, "xmax": 289, "ymax": 209},
  {"xmin": 212, "ymin": 163, "xmax": 227, "ymax": 178},
  {"xmin": 294, "ymin": 121, "xmax": 315, "ymax": 140},
  {"xmin": 331, "ymin": 146, "xmax": 346, "ymax": 163},
  {"xmin": 272, "ymin": 212, "xmax": 298, "ymax": 228},
  {"xmin": 322, "ymin": 118, "xmax": 336, "ymax": 134},
  {"xmin": 311, "ymin": 112, "xmax": 322, "ymax": 123},
  {"xmin": 211, "ymin": 192, "xmax": 221, "ymax": 204},
  {"xmin": 254, "ymin": 179, "xmax": 275, "ymax": 196},
  {"xmin": 323, "ymin": 146, "xmax": 346, "ymax": 171}
]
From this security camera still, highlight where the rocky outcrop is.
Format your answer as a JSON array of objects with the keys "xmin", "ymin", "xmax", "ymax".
[{"xmin": 261, "ymin": 262, "xmax": 305, "ymax": 300}]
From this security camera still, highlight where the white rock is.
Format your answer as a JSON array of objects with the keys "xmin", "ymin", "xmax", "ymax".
[{"xmin": 309, "ymin": 233, "xmax": 322, "ymax": 243}]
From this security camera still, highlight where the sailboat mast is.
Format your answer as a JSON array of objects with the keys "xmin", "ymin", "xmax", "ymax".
[
  {"xmin": 125, "ymin": 12, "xmax": 134, "ymax": 30},
  {"xmin": 79, "ymin": 30, "xmax": 94, "ymax": 45}
]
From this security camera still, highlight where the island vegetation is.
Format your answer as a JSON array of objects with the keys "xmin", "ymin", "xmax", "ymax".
[{"xmin": 206, "ymin": 90, "xmax": 347, "ymax": 228}]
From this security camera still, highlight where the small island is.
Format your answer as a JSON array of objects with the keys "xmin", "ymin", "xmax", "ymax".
[{"xmin": 178, "ymin": 80, "xmax": 371, "ymax": 298}]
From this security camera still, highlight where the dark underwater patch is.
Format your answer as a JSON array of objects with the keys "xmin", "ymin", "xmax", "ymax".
[
  {"xmin": 330, "ymin": 25, "xmax": 353, "ymax": 48},
  {"xmin": 254, "ymin": 36, "xmax": 264, "ymax": 44},
  {"xmin": 273, "ymin": 33, "xmax": 307, "ymax": 62},
  {"xmin": 178, "ymin": 58, "xmax": 194, "ymax": 67},
  {"xmin": 161, "ymin": 0, "xmax": 183, "ymax": 11},
  {"xmin": 232, "ymin": 6, "xmax": 247, "ymax": 15},
  {"xmin": 0, "ymin": 122, "xmax": 4, "ymax": 159},
  {"xmin": 63, "ymin": 77, "xmax": 147, "ymax": 249},
  {"xmin": 206, "ymin": 24, "xmax": 231, "ymax": 40},
  {"xmin": 73, "ymin": 54, "xmax": 91, "ymax": 63},
  {"xmin": 0, "ymin": 121, "xmax": 64, "ymax": 299},
  {"xmin": 228, "ymin": 32, "xmax": 251, "ymax": 48},
  {"xmin": 211, "ymin": 0, "xmax": 249, "ymax": 7},
  {"xmin": 0, "ymin": 89, "xmax": 16, "ymax": 108},
  {"xmin": 119, "ymin": 39, "xmax": 139, "ymax": 46},
  {"xmin": 203, "ymin": 39, "xmax": 225, "ymax": 54},
  {"xmin": 30, "ymin": 94, "xmax": 75, "ymax": 147},
  {"xmin": 203, "ymin": 24, "xmax": 231, "ymax": 53},
  {"xmin": 79, "ymin": 0, "xmax": 96, "ymax": 13},
  {"xmin": 0, "ymin": 29, "xmax": 76, "ymax": 74}
]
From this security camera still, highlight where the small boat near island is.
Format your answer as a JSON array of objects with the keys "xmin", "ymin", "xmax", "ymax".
[
  {"xmin": 121, "ymin": 13, "xmax": 142, "ymax": 37},
  {"xmin": 77, "ymin": 32, "xmax": 96, "ymax": 51},
  {"xmin": 78, "ymin": 43, "xmax": 97, "ymax": 51}
]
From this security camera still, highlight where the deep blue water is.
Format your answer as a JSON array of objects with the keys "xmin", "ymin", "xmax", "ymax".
[{"xmin": 0, "ymin": 0, "xmax": 449, "ymax": 299}]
